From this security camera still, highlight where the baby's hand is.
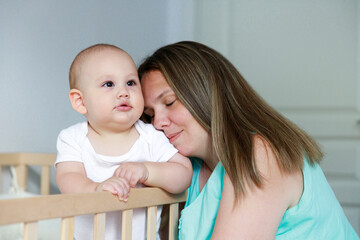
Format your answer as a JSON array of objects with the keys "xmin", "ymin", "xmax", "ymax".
[
  {"xmin": 96, "ymin": 176, "xmax": 130, "ymax": 201},
  {"xmin": 113, "ymin": 162, "xmax": 149, "ymax": 188}
]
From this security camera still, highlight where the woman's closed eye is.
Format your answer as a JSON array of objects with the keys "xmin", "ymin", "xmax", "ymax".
[
  {"xmin": 166, "ymin": 101, "xmax": 174, "ymax": 107},
  {"xmin": 165, "ymin": 99, "xmax": 176, "ymax": 107}
]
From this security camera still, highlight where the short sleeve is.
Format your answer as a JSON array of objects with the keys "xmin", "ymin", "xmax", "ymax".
[
  {"xmin": 135, "ymin": 120, "xmax": 178, "ymax": 163},
  {"xmin": 55, "ymin": 123, "xmax": 86, "ymax": 166}
]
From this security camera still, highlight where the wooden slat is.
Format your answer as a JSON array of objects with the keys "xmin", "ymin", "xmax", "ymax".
[
  {"xmin": 18, "ymin": 153, "xmax": 56, "ymax": 166},
  {"xmin": 169, "ymin": 203, "xmax": 179, "ymax": 240},
  {"xmin": 0, "ymin": 153, "xmax": 55, "ymax": 166},
  {"xmin": 0, "ymin": 153, "xmax": 22, "ymax": 165},
  {"xmin": 15, "ymin": 164, "xmax": 27, "ymax": 191},
  {"xmin": 94, "ymin": 212, "xmax": 106, "ymax": 240},
  {"xmin": 147, "ymin": 206, "xmax": 157, "ymax": 240},
  {"xmin": 61, "ymin": 217, "xmax": 74, "ymax": 240},
  {"xmin": 0, "ymin": 153, "xmax": 55, "ymax": 194},
  {"xmin": 122, "ymin": 209, "xmax": 133, "ymax": 240},
  {"xmin": 0, "ymin": 165, "xmax": 2, "ymax": 193},
  {"xmin": 0, "ymin": 188, "xmax": 187, "ymax": 225},
  {"xmin": 40, "ymin": 165, "xmax": 50, "ymax": 195},
  {"xmin": 24, "ymin": 221, "xmax": 38, "ymax": 240}
]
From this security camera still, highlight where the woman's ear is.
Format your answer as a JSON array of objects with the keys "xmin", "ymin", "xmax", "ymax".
[{"xmin": 69, "ymin": 89, "xmax": 87, "ymax": 115}]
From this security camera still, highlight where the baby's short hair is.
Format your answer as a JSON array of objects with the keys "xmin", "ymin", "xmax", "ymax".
[{"xmin": 69, "ymin": 43, "xmax": 125, "ymax": 89}]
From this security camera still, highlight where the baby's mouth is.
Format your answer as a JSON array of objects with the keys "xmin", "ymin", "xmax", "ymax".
[{"xmin": 115, "ymin": 104, "xmax": 132, "ymax": 111}]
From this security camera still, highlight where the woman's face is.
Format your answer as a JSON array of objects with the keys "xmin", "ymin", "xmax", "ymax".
[{"xmin": 141, "ymin": 70, "xmax": 211, "ymax": 159}]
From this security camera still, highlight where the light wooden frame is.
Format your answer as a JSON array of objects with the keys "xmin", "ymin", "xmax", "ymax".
[
  {"xmin": 0, "ymin": 153, "xmax": 186, "ymax": 240},
  {"xmin": 0, "ymin": 153, "xmax": 56, "ymax": 195}
]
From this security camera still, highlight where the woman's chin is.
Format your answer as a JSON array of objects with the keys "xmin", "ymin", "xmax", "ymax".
[{"xmin": 177, "ymin": 147, "xmax": 193, "ymax": 158}]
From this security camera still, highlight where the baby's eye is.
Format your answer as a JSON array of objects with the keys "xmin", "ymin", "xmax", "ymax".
[
  {"xmin": 127, "ymin": 80, "xmax": 136, "ymax": 86},
  {"xmin": 103, "ymin": 81, "xmax": 115, "ymax": 87}
]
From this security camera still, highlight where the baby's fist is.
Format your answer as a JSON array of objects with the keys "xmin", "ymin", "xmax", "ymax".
[{"xmin": 114, "ymin": 162, "xmax": 149, "ymax": 187}]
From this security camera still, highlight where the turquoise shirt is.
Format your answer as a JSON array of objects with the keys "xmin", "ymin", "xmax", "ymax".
[
  {"xmin": 178, "ymin": 158, "xmax": 224, "ymax": 240},
  {"xmin": 178, "ymin": 158, "xmax": 359, "ymax": 240}
]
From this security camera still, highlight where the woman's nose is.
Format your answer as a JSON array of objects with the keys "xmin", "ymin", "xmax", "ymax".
[{"xmin": 153, "ymin": 112, "xmax": 170, "ymax": 130}]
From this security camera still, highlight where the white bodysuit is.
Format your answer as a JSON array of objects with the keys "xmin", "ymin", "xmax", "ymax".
[{"xmin": 56, "ymin": 120, "xmax": 178, "ymax": 240}]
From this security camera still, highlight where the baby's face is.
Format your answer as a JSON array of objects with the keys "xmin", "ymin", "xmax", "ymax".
[{"xmin": 78, "ymin": 49, "xmax": 144, "ymax": 130}]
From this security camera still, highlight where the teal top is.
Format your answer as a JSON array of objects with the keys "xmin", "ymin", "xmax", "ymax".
[
  {"xmin": 178, "ymin": 158, "xmax": 359, "ymax": 240},
  {"xmin": 178, "ymin": 158, "xmax": 224, "ymax": 239}
]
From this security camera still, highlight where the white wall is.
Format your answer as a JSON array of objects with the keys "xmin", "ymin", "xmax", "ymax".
[
  {"xmin": 192, "ymin": 0, "xmax": 360, "ymax": 234},
  {"xmin": 0, "ymin": 1, "xmax": 194, "ymax": 154},
  {"xmin": 193, "ymin": 0, "xmax": 357, "ymax": 110}
]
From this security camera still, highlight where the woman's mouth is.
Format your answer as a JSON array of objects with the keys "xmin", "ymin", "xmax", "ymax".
[{"xmin": 167, "ymin": 131, "xmax": 182, "ymax": 144}]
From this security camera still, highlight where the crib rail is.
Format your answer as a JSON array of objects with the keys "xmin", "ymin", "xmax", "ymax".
[
  {"xmin": 0, "ymin": 153, "xmax": 56, "ymax": 195},
  {"xmin": 0, "ymin": 187, "xmax": 186, "ymax": 240},
  {"xmin": 0, "ymin": 153, "xmax": 186, "ymax": 239},
  {"xmin": 0, "ymin": 188, "xmax": 186, "ymax": 240}
]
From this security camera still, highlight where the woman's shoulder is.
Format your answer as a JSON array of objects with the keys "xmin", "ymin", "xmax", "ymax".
[
  {"xmin": 252, "ymin": 135, "xmax": 278, "ymax": 172},
  {"xmin": 212, "ymin": 136, "xmax": 303, "ymax": 238},
  {"xmin": 252, "ymin": 134, "xmax": 303, "ymax": 208}
]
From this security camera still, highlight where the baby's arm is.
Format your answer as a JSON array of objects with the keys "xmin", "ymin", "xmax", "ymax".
[
  {"xmin": 56, "ymin": 161, "xmax": 130, "ymax": 200},
  {"xmin": 114, "ymin": 153, "xmax": 192, "ymax": 194}
]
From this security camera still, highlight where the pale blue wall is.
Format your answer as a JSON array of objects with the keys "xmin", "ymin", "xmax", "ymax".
[
  {"xmin": 0, "ymin": 1, "xmax": 194, "ymax": 154},
  {"xmin": 0, "ymin": 1, "xmax": 195, "ymax": 193}
]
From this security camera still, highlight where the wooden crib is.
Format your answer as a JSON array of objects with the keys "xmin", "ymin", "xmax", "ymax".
[{"xmin": 0, "ymin": 153, "xmax": 186, "ymax": 240}]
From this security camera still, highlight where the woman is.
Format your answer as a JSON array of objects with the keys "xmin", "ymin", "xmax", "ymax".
[{"xmin": 138, "ymin": 41, "xmax": 359, "ymax": 239}]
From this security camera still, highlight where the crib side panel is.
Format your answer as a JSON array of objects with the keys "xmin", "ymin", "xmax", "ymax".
[
  {"xmin": 0, "ymin": 152, "xmax": 55, "ymax": 194},
  {"xmin": 0, "ymin": 188, "xmax": 186, "ymax": 225}
]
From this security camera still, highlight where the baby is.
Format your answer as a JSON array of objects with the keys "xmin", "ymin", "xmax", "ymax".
[{"xmin": 55, "ymin": 44, "xmax": 192, "ymax": 240}]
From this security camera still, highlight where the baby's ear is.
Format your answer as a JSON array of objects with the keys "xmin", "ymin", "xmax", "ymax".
[{"xmin": 69, "ymin": 89, "xmax": 87, "ymax": 115}]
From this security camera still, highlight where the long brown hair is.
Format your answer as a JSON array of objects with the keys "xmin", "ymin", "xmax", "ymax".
[{"xmin": 138, "ymin": 41, "xmax": 323, "ymax": 198}]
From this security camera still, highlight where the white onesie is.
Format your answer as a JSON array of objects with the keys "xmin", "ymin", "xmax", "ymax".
[{"xmin": 56, "ymin": 120, "xmax": 178, "ymax": 240}]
